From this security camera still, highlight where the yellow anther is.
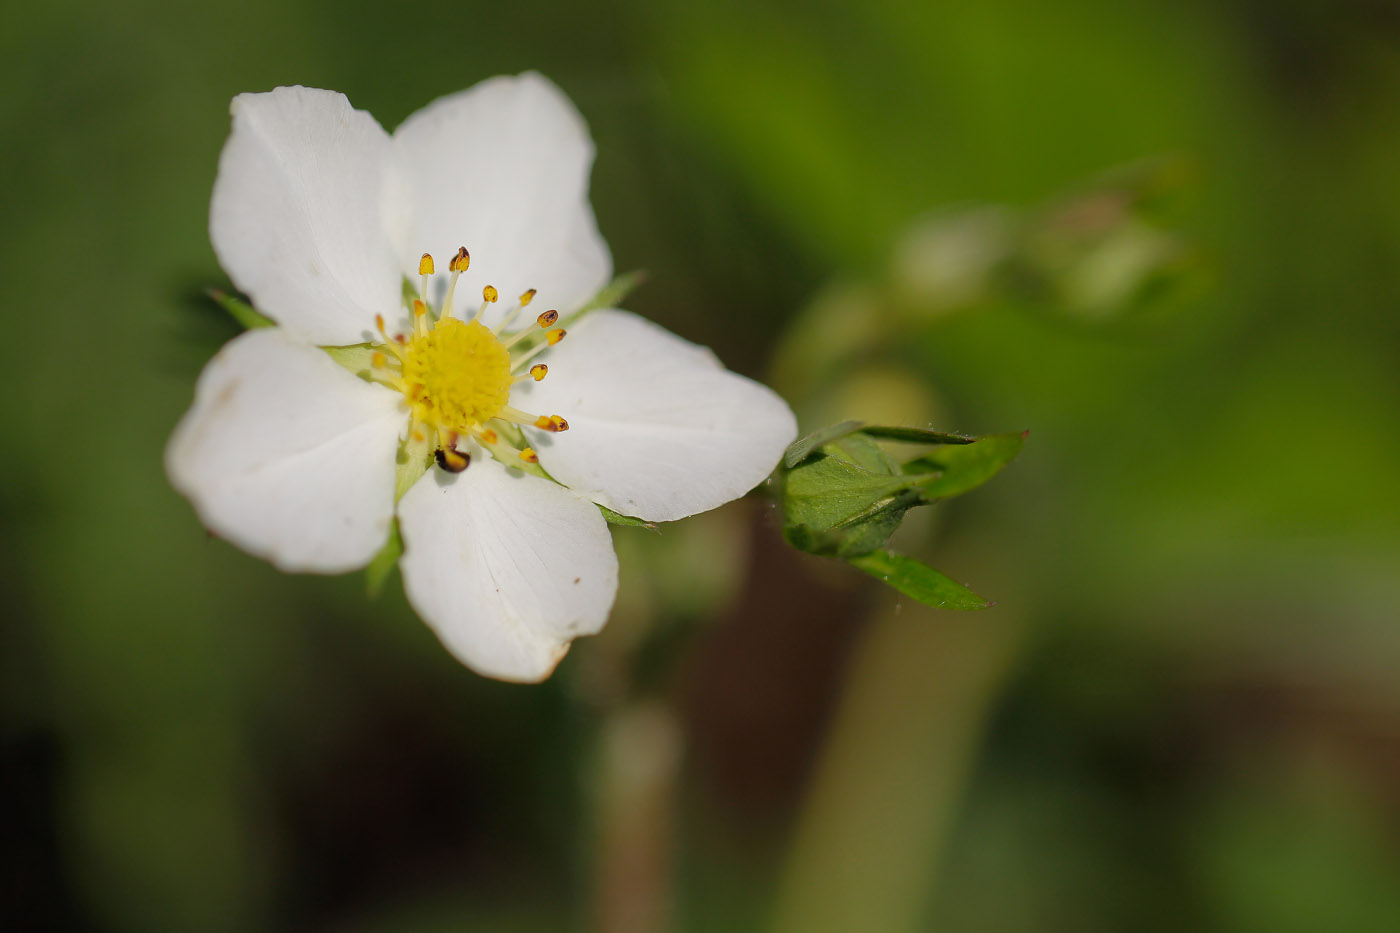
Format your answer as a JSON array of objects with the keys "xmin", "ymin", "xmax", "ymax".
[
  {"xmin": 448, "ymin": 247, "xmax": 470, "ymax": 273},
  {"xmin": 519, "ymin": 447, "xmax": 539, "ymax": 464},
  {"xmin": 418, "ymin": 253, "xmax": 434, "ymax": 276},
  {"xmin": 549, "ymin": 415, "xmax": 569, "ymax": 432},
  {"xmin": 483, "ymin": 284, "xmax": 499, "ymax": 303},
  {"xmin": 530, "ymin": 364, "xmax": 547, "ymax": 381},
  {"xmin": 371, "ymin": 351, "xmax": 386, "ymax": 368},
  {"xmin": 479, "ymin": 427, "xmax": 498, "ymax": 444},
  {"xmin": 435, "ymin": 447, "xmax": 470, "ymax": 473},
  {"xmin": 546, "ymin": 328, "xmax": 566, "ymax": 345},
  {"xmin": 412, "ymin": 299, "xmax": 428, "ymax": 317},
  {"xmin": 536, "ymin": 309, "xmax": 559, "ymax": 328},
  {"xmin": 534, "ymin": 415, "xmax": 552, "ymax": 429},
  {"xmin": 519, "ymin": 288, "xmax": 537, "ymax": 306}
]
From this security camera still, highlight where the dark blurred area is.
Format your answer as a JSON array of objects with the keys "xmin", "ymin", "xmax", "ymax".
[{"xmin": 3, "ymin": 0, "xmax": 1399, "ymax": 930}]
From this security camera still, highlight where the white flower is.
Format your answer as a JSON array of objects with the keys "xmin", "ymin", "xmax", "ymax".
[{"xmin": 167, "ymin": 74, "xmax": 796, "ymax": 682}]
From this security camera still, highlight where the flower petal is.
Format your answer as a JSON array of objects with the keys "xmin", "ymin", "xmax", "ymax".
[
  {"xmin": 517, "ymin": 310, "xmax": 798, "ymax": 521},
  {"xmin": 166, "ymin": 329, "xmax": 405, "ymax": 573},
  {"xmin": 397, "ymin": 455, "xmax": 618, "ymax": 682},
  {"xmin": 210, "ymin": 86, "xmax": 401, "ymax": 346},
  {"xmin": 389, "ymin": 73, "xmax": 612, "ymax": 326}
]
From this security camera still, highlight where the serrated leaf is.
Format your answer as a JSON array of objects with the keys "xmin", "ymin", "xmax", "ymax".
[
  {"xmin": 904, "ymin": 432, "xmax": 1026, "ymax": 502},
  {"xmin": 783, "ymin": 420, "xmax": 865, "ymax": 468},
  {"xmin": 208, "ymin": 289, "xmax": 274, "ymax": 329},
  {"xmin": 599, "ymin": 505, "xmax": 658, "ymax": 529},
  {"xmin": 848, "ymin": 549, "xmax": 991, "ymax": 610},
  {"xmin": 860, "ymin": 425, "xmax": 978, "ymax": 445},
  {"xmin": 365, "ymin": 520, "xmax": 402, "ymax": 597}
]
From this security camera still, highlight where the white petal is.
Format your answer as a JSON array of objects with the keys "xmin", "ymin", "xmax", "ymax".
[
  {"xmin": 166, "ymin": 329, "xmax": 405, "ymax": 573},
  {"xmin": 389, "ymin": 73, "xmax": 612, "ymax": 326},
  {"xmin": 397, "ymin": 455, "xmax": 618, "ymax": 683},
  {"xmin": 517, "ymin": 310, "xmax": 798, "ymax": 522},
  {"xmin": 210, "ymin": 86, "xmax": 402, "ymax": 346}
]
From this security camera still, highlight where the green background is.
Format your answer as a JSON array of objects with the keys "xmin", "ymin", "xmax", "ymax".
[{"xmin": 3, "ymin": 0, "xmax": 1399, "ymax": 929}]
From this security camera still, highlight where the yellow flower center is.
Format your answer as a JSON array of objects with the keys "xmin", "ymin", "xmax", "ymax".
[
  {"xmin": 401, "ymin": 317, "xmax": 512, "ymax": 434},
  {"xmin": 366, "ymin": 247, "xmax": 572, "ymax": 473}
]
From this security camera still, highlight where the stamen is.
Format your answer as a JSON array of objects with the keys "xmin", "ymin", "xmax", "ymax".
[
  {"xmin": 418, "ymin": 253, "xmax": 434, "ymax": 303},
  {"xmin": 492, "ymin": 287, "xmax": 539, "ymax": 335},
  {"xmin": 441, "ymin": 247, "xmax": 469, "ymax": 319},
  {"xmin": 546, "ymin": 328, "xmax": 567, "ymax": 346},
  {"xmin": 533, "ymin": 415, "xmax": 569, "ymax": 433},
  {"xmin": 512, "ymin": 363, "xmax": 548, "ymax": 385},
  {"xmin": 375, "ymin": 314, "xmax": 407, "ymax": 362},
  {"xmin": 519, "ymin": 448, "xmax": 539, "ymax": 464},
  {"xmin": 503, "ymin": 311, "xmax": 563, "ymax": 349},
  {"xmin": 472, "ymin": 426, "xmax": 499, "ymax": 445},
  {"xmin": 482, "ymin": 285, "xmax": 498, "ymax": 304},
  {"xmin": 412, "ymin": 298, "xmax": 429, "ymax": 338},
  {"xmin": 435, "ymin": 447, "xmax": 470, "ymax": 473}
]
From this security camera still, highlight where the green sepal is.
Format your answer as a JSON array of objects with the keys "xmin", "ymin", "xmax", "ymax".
[
  {"xmin": 395, "ymin": 429, "xmax": 433, "ymax": 502},
  {"xmin": 322, "ymin": 343, "xmax": 377, "ymax": 378},
  {"xmin": 208, "ymin": 289, "xmax": 274, "ymax": 330},
  {"xmin": 599, "ymin": 505, "xmax": 658, "ymax": 529},
  {"xmin": 903, "ymin": 431, "xmax": 1027, "ymax": 501},
  {"xmin": 847, "ymin": 550, "xmax": 991, "ymax": 610},
  {"xmin": 365, "ymin": 520, "xmax": 403, "ymax": 598}
]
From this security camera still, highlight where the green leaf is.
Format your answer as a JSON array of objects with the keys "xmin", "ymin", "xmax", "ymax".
[
  {"xmin": 208, "ymin": 289, "xmax": 274, "ymax": 329},
  {"xmin": 860, "ymin": 425, "xmax": 978, "ymax": 446},
  {"xmin": 365, "ymin": 520, "xmax": 402, "ymax": 597},
  {"xmin": 847, "ymin": 550, "xmax": 991, "ymax": 610},
  {"xmin": 599, "ymin": 505, "xmax": 658, "ymax": 529},
  {"xmin": 784, "ymin": 420, "xmax": 865, "ymax": 468},
  {"xmin": 904, "ymin": 431, "xmax": 1027, "ymax": 501}
]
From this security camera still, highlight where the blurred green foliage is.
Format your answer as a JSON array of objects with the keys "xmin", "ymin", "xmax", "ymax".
[{"xmin": 3, "ymin": 0, "xmax": 1400, "ymax": 931}]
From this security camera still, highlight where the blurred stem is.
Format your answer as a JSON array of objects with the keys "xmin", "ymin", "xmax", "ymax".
[
  {"xmin": 769, "ymin": 597, "xmax": 1025, "ymax": 933},
  {"xmin": 591, "ymin": 698, "xmax": 683, "ymax": 933}
]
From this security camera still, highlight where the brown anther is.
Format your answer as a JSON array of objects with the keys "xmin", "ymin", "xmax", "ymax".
[
  {"xmin": 394, "ymin": 333, "xmax": 407, "ymax": 344},
  {"xmin": 418, "ymin": 253, "xmax": 434, "ymax": 275},
  {"xmin": 519, "ymin": 288, "xmax": 537, "ymax": 306},
  {"xmin": 529, "ymin": 364, "xmax": 548, "ymax": 381},
  {"xmin": 435, "ymin": 447, "xmax": 470, "ymax": 473},
  {"xmin": 537, "ymin": 309, "xmax": 559, "ymax": 327},
  {"xmin": 483, "ymin": 284, "xmax": 499, "ymax": 303},
  {"xmin": 546, "ymin": 328, "xmax": 566, "ymax": 345},
  {"xmin": 448, "ymin": 247, "xmax": 470, "ymax": 272},
  {"xmin": 549, "ymin": 415, "xmax": 569, "ymax": 432},
  {"xmin": 519, "ymin": 447, "xmax": 539, "ymax": 464}
]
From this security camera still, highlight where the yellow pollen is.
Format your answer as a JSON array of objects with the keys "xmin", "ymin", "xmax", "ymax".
[
  {"xmin": 546, "ymin": 328, "xmax": 566, "ymax": 345},
  {"xmin": 449, "ymin": 247, "xmax": 470, "ymax": 273},
  {"xmin": 399, "ymin": 317, "xmax": 513, "ymax": 434},
  {"xmin": 519, "ymin": 447, "xmax": 539, "ymax": 464},
  {"xmin": 483, "ymin": 284, "xmax": 499, "ymax": 303},
  {"xmin": 418, "ymin": 253, "xmax": 434, "ymax": 275},
  {"xmin": 519, "ymin": 289, "xmax": 536, "ymax": 306},
  {"xmin": 530, "ymin": 364, "xmax": 547, "ymax": 381}
]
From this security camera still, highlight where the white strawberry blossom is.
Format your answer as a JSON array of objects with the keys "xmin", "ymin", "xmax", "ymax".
[{"xmin": 167, "ymin": 74, "xmax": 796, "ymax": 682}]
